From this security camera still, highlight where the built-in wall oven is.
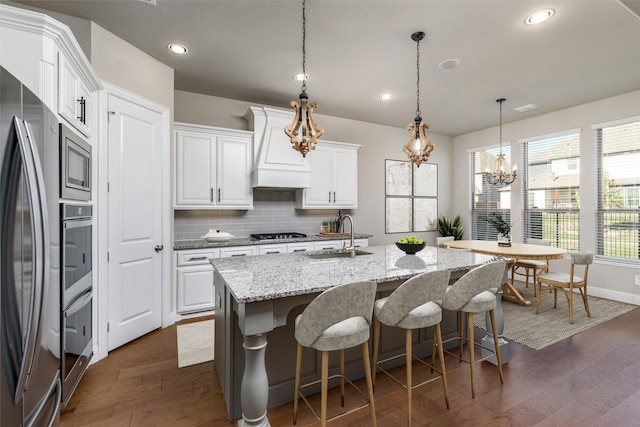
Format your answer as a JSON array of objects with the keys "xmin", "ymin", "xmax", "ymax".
[{"xmin": 60, "ymin": 203, "xmax": 93, "ymax": 407}]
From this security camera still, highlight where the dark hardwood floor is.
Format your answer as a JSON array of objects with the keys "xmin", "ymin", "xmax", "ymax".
[{"xmin": 61, "ymin": 308, "xmax": 640, "ymax": 426}]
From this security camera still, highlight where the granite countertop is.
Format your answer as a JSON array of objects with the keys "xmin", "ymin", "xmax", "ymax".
[
  {"xmin": 211, "ymin": 244, "xmax": 496, "ymax": 304},
  {"xmin": 173, "ymin": 233, "xmax": 373, "ymax": 250}
]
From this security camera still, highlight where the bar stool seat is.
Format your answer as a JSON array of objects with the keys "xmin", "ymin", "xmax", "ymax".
[
  {"xmin": 293, "ymin": 280, "xmax": 377, "ymax": 427},
  {"xmin": 372, "ymin": 270, "xmax": 451, "ymax": 426}
]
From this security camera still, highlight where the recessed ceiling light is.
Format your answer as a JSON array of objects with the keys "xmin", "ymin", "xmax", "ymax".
[
  {"xmin": 514, "ymin": 103, "xmax": 540, "ymax": 112},
  {"xmin": 438, "ymin": 59, "xmax": 460, "ymax": 70},
  {"xmin": 293, "ymin": 73, "xmax": 309, "ymax": 81},
  {"xmin": 525, "ymin": 9, "xmax": 555, "ymax": 25},
  {"xmin": 168, "ymin": 43, "xmax": 188, "ymax": 54},
  {"xmin": 379, "ymin": 93, "xmax": 393, "ymax": 101}
]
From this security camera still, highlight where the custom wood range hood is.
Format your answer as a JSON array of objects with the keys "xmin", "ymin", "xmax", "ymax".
[{"xmin": 244, "ymin": 106, "xmax": 311, "ymax": 189}]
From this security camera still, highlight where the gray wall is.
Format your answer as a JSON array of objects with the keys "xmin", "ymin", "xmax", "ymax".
[
  {"xmin": 453, "ymin": 90, "xmax": 640, "ymax": 302},
  {"xmin": 174, "ymin": 90, "xmax": 455, "ymax": 246}
]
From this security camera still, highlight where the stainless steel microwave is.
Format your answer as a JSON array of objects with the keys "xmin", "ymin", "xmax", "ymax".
[{"xmin": 60, "ymin": 124, "xmax": 91, "ymax": 201}]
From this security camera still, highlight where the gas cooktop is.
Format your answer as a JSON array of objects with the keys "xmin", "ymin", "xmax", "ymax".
[{"xmin": 250, "ymin": 232, "xmax": 307, "ymax": 240}]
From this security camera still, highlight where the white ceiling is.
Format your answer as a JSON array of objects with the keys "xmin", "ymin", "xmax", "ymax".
[{"xmin": 13, "ymin": 0, "xmax": 640, "ymax": 136}]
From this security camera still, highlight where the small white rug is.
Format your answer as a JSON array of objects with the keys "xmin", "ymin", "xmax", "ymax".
[{"xmin": 176, "ymin": 319, "xmax": 215, "ymax": 368}]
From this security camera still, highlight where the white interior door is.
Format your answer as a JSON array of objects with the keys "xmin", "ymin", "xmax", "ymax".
[{"xmin": 107, "ymin": 94, "xmax": 163, "ymax": 351}]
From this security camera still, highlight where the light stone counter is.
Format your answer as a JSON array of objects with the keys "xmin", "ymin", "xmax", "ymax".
[{"xmin": 212, "ymin": 245, "xmax": 497, "ymax": 426}]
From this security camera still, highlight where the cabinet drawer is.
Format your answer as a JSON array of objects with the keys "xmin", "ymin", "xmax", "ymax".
[
  {"xmin": 287, "ymin": 242, "xmax": 313, "ymax": 253},
  {"xmin": 312, "ymin": 241, "xmax": 343, "ymax": 251},
  {"xmin": 177, "ymin": 249, "xmax": 220, "ymax": 266},
  {"xmin": 219, "ymin": 246, "xmax": 257, "ymax": 257},
  {"xmin": 258, "ymin": 245, "xmax": 286, "ymax": 255}
]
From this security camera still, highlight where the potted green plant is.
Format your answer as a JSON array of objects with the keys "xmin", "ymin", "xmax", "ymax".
[
  {"xmin": 437, "ymin": 214, "xmax": 464, "ymax": 240},
  {"xmin": 484, "ymin": 212, "xmax": 511, "ymax": 246}
]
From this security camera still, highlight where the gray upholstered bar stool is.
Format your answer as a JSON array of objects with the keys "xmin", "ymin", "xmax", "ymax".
[
  {"xmin": 437, "ymin": 261, "xmax": 505, "ymax": 398},
  {"xmin": 371, "ymin": 270, "xmax": 451, "ymax": 426},
  {"xmin": 293, "ymin": 281, "xmax": 377, "ymax": 427}
]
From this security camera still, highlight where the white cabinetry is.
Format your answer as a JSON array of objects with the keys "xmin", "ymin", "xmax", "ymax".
[
  {"xmin": 0, "ymin": 4, "xmax": 101, "ymax": 134},
  {"xmin": 219, "ymin": 245, "xmax": 258, "ymax": 258},
  {"xmin": 286, "ymin": 242, "xmax": 312, "ymax": 253},
  {"xmin": 296, "ymin": 141, "xmax": 360, "ymax": 209},
  {"xmin": 58, "ymin": 52, "xmax": 91, "ymax": 136},
  {"xmin": 176, "ymin": 249, "xmax": 220, "ymax": 314},
  {"xmin": 175, "ymin": 123, "xmax": 253, "ymax": 209}
]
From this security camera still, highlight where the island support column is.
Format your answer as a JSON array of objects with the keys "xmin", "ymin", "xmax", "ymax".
[{"xmin": 238, "ymin": 333, "xmax": 271, "ymax": 427}]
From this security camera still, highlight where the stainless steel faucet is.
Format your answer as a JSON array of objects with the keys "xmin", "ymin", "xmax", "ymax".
[{"xmin": 341, "ymin": 214, "xmax": 356, "ymax": 258}]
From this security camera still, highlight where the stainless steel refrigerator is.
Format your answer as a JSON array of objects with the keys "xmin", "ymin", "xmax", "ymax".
[{"xmin": 1, "ymin": 66, "xmax": 61, "ymax": 426}]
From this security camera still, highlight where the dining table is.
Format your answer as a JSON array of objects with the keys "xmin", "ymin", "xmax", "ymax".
[{"xmin": 443, "ymin": 239, "xmax": 567, "ymax": 306}]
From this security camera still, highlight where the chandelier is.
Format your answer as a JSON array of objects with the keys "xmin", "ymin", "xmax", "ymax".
[
  {"xmin": 402, "ymin": 31, "xmax": 435, "ymax": 167},
  {"xmin": 486, "ymin": 98, "xmax": 517, "ymax": 185},
  {"xmin": 284, "ymin": 0, "xmax": 324, "ymax": 157}
]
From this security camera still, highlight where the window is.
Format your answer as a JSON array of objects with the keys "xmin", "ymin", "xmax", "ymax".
[
  {"xmin": 521, "ymin": 130, "xmax": 580, "ymax": 250},
  {"xmin": 385, "ymin": 160, "xmax": 438, "ymax": 233},
  {"xmin": 469, "ymin": 146, "xmax": 512, "ymax": 240},
  {"xmin": 595, "ymin": 117, "xmax": 640, "ymax": 262}
]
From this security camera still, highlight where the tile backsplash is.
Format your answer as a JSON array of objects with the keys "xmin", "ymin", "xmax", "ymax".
[{"xmin": 174, "ymin": 189, "xmax": 343, "ymax": 241}]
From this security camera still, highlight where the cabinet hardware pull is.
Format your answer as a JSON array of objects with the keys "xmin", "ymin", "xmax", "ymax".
[
  {"xmin": 188, "ymin": 256, "xmax": 208, "ymax": 261},
  {"xmin": 210, "ymin": 188, "xmax": 214, "ymax": 202},
  {"xmin": 218, "ymin": 188, "xmax": 221, "ymax": 202},
  {"xmin": 333, "ymin": 191, "xmax": 336, "ymax": 203},
  {"xmin": 329, "ymin": 191, "xmax": 331, "ymax": 203},
  {"xmin": 265, "ymin": 251, "xmax": 279, "ymax": 254},
  {"xmin": 231, "ymin": 253, "xmax": 247, "ymax": 257},
  {"xmin": 293, "ymin": 249, "xmax": 306, "ymax": 252},
  {"xmin": 77, "ymin": 97, "xmax": 86, "ymax": 124}
]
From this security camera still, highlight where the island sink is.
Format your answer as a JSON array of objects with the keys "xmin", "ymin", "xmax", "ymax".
[{"xmin": 305, "ymin": 249, "xmax": 372, "ymax": 259}]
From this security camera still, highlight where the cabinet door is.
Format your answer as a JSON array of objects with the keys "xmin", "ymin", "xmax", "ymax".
[
  {"xmin": 58, "ymin": 53, "xmax": 79, "ymax": 127},
  {"xmin": 303, "ymin": 145, "xmax": 333, "ymax": 207},
  {"xmin": 332, "ymin": 148, "xmax": 358, "ymax": 208},
  {"xmin": 175, "ymin": 131, "xmax": 216, "ymax": 206},
  {"xmin": 177, "ymin": 265, "xmax": 215, "ymax": 313},
  {"xmin": 217, "ymin": 135, "xmax": 252, "ymax": 207}
]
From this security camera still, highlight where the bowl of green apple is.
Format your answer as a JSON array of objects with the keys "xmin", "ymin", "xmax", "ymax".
[{"xmin": 395, "ymin": 235, "xmax": 426, "ymax": 255}]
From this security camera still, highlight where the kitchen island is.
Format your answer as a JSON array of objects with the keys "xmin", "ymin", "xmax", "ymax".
[{"xmin": 212, "ymin": 244, "xmax": 496, "ymax": 426}]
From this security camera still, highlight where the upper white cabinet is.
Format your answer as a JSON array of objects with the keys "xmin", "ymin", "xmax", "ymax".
[
  {"xmin": 0, "ymin": 4, "xmax": 101, "ymax": 133},
  {"xmin": 175, "ymin": 123, "xmax": 253, "ymax": 209},
  {"xmin": 58, "ymin": 52, "xmax": 91, "ymax": 136},
  {"xmin": 296, "ymin": 141, "xmax": 360, "ymax": 209}
]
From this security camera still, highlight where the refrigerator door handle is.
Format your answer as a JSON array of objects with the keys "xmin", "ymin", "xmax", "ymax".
[
  {"xmin": 24, "ymin": 376, "xmax": 61, "ymax": 427},
  {"xmin": 11, "ymin": 117, "xmax": 48, "ymax": 403}
]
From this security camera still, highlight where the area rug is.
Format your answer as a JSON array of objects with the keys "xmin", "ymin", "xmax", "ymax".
[
  {"xmin": 176, "ymin": 319, "xmax": 215, "ymax": 368},
  {"xmin": 474, "ymin": 283, "xmax": 637, "ymax": 350}
]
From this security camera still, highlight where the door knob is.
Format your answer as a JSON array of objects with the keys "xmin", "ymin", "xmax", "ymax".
[{"xmin": 154, "ymin": 245, "xmax": 164, "ymax": 253}]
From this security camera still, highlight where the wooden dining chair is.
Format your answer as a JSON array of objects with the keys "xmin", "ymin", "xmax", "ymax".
[
  {"xmin": 513, "ymin": 238, "xmax": 551, "ymax": 295},
  {"xmin": 535, "ymin": 251, "xmax": 593, "ymax": 324}
]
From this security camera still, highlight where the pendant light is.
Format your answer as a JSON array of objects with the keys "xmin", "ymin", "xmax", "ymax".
[
  {"xmin": 402, "ymin": 31, "xmax": 435, "ymax": 167},
  {"xmin": 284, "ymin": 0, "xmax": 324, "ymax": 157},
  {"xmin": 486, "ymin": 98, "xmax": 517, "ymax": 185}
]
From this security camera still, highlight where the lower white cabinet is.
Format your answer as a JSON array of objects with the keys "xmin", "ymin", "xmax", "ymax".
[
  {"xmin": 176, "ymin": 249, "xmax": 220, "ymax": 314},
  {"xmin": 219, "ymin": 245, "xmax": 258, "ymax": 257}
]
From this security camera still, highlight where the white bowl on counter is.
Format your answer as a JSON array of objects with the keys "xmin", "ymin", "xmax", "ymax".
[{"xmin": 201, "ymin": 229, "xmax": 234, "ymax": 242}]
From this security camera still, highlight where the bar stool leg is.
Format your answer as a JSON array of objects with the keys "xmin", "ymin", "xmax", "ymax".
[
  {"xmin": 372, "ymin": 319, "xmax": 381, "ymax": 387},
  {"xmin": 488, "ymin": 309, "xmax": 504, "ymax": 383},
  {"xmin": 434, "ymin": 323, "xmax": 450, "ymax": 409},
  {"xmin": 406, "ymin": 329, "xmax": 412, "ymax": 427},
  {"xmin": 293, "ymin": 343, "xmax": 302, "ymax": 424},
  {"xmin": 361, "ymin": 342, "xmax": 377, "ymax": 427},
  {"xmin": 321, "ymin": 351, "xmax": 329, "ymax": 427},
  {"xmin": 467, "ymin": 312, "xmax": 476, "ymax": 398},
  {"xmin": 340, "ymin": 349, "xmax": 345, "ymax": 407},
  {"xmin": 458, "ymin": 311, "xmax": 464, "ymax": 363}
]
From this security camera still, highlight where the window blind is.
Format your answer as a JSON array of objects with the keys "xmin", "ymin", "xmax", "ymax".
[
  {"xmin": 469, "ymin": 147, "xmax": 512, "ymax": 241},
  {"xmin": 595, "ymin": 117, "xmax": 640, "ymax": 262},
  {"xmin": 521, "ymin": 130, "xmax": 580, "ymax": 250}
]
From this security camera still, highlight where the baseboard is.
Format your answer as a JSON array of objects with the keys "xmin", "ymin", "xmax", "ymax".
[
  {"xmin": 587, "ymin": 286, "xmax": 640, "ymax": 306},
  {"xmin": 171, "ymin": 309, "xmax": 216, "ymax": 325}
]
